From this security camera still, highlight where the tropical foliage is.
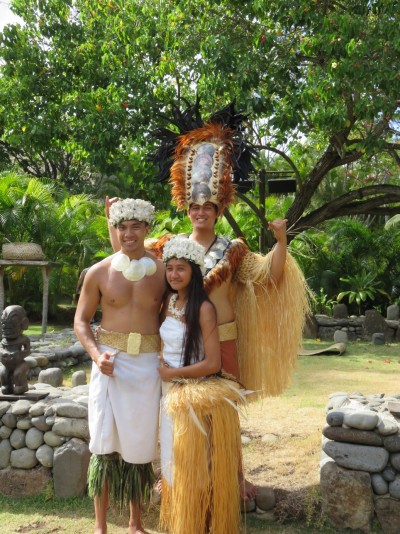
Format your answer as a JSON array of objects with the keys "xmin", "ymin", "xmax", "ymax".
[
  {"xmin": 385, "ymin": 214, "xmax": 400, "ymax": 230},
  {"xmin": 0, "ymin": 172, "xmax": 111, "ymax": 315},
  {"xmin": 310, "ymin": 288, "xmax": 337, "ymax": 316},
  {"xmin": 337, "ymin": 270, "xmax": 390, "ymax": 315},
  {"xmin": 0, "ymin": 171, "xmax": 398, "ymax": 317},
  {"xmin": 292, "ymin": 216, "xmax": 400, "ymax": 314},
  {"xmin": 0, "ymin": 0, "xmax": 399, "ymax": 316}
]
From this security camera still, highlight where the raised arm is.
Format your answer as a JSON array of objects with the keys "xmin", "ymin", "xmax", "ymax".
[
  {"xmin": 233, "ymin": 218, "xmax": 288, "ymax": 286},
  {"xmin": 268, "ymin": 218, "xmax": 288, "ymax": 285},
  {"xmin": 105, "ymin": 195, "xmax": 121, "ymax": 253},
  {"xmin": 159, "ymin": 301, "xmax": 221, "ymax": 380}
]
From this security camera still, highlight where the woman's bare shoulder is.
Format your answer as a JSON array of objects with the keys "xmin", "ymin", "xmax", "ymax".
[{"xmin": 200, "ymin": 300, "xmax": 216, "ymax": 318}]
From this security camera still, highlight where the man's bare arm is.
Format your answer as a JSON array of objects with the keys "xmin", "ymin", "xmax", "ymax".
[
  {"xmin": 74, "ymin": 268, "xmax": 103, "ymax": 363},
  {"xmin": 268, "ymin": 218, "xmax": 287, "ymax": 285},
  {"xmin": 73, "ymin": 268, "xmax": 115, "ymax": 376}
]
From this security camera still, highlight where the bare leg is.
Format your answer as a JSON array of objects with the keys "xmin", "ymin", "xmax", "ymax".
[
  {"xmin": 239, "ymin": 472, "xmax": 257, "ymax": 501},
  {"xmin": 128, "ymin": 500, "xmax": 149, "ymax": 534},
  {"xmin": 221, "ymin": 340, "xmax": 258, "ymax": 500},
  {"xmin": 239, "ymin": 459, "xmax": 257, "ymax": 501},
  {"xmin": 94, "ymin": 483, "xmax": 108, "ymax": 534}
]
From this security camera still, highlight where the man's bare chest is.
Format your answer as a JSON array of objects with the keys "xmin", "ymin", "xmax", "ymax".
[{"xmin": 100, "ymin": 270, "xmax": 161, "ymax": 308}]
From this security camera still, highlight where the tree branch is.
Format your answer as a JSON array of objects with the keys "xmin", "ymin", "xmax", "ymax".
[
  {"xmin": 382, "ymin": 141, "xmax": 400, "ymax": 153},
  {"xmin": 286, "ymin": 147, "xmax": 341, "ymax": 224},
  {"xmin": 253, "ymin": 144, "xmax": 300, "ymax": 180},
  {"xmin": 290, "ymin": 185, "xmax": 400, "ymax": 235},
  {"xmin": 389, "ymin": 149, "xmax": 400, "ymax": 166},
  {"xmin": 222, "ymin": 208, "xmax": 247, "ymax": 242}
]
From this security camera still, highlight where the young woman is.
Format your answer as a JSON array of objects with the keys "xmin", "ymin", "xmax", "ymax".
[{"xmin": 158, "ymin": 236, "xmax": 245, "ymax": 534}]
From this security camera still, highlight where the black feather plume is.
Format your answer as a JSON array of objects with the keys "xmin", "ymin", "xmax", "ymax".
[{"xmin": 150, "ymin": 98, "xmax": 257, "ymax": 190}]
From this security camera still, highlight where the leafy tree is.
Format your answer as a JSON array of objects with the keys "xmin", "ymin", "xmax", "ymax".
[{"xmin": 0, "ymin": 0, "xmax": 398, "ymax": 238}]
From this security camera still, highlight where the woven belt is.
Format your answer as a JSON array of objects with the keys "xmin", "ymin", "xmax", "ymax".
[
  {"xmin": 218, "ymin": 321, "xmax": 237, "ymax": 342},
  {"xmin": 96, "ymin": 328, "xmax": 161, "ymax": 356}
]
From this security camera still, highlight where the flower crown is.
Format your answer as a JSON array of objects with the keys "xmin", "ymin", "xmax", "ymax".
[
  {"xmin": 162, "ymin": 237, "xmax": 206, "ymax": 273},
  {"xmin": 109, "ymin": 198, "xmax": 155, "ymax": 227}
]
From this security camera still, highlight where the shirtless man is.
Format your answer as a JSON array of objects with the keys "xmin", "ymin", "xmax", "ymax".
[
  {"xmin": 186, "ymin": 201, "xmax": 288, "ymax": 379},
  {"xmin": 183, "ymin": 201, "xmax": 288, "ymax": 500},
  {"xmin": 74, "ymin": 198, "xmax": 166, "ymax": 534}
]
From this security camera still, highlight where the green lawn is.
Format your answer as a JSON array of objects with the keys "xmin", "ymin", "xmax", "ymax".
[{"xmin": 24, "ymin": 323, "xmax": 66, "ymax": 336}]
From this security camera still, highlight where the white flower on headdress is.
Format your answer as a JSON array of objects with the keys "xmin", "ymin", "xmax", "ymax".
[
  {"xmin": 162, "ymin": 237, "xmax": 206, "ymax": 273},
  {"xmin": 109, "ymin": 198, "xmax": 155, "ymax": 226}
]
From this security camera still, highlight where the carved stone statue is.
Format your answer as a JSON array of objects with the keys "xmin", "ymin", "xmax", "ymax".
[{"xmin": 0, "ymin": 305, "xmax": 30, "ymax": 395}]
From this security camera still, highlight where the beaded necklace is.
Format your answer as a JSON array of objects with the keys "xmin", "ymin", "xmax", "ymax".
[{"xmin": 168, "ymin": 293, "xmax": 186, "ymax": 322}]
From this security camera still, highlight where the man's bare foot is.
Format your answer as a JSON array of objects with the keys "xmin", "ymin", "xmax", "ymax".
[
  {"xmin": 240, "ymin": 477, "xmax": 257, "ymax": 500},
  {"xmin": 94, "ymin": 528, "xmax": 106, "ymax": 534}
]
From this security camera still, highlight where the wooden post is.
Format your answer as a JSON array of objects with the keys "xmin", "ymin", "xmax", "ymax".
[
  {"xmin": 0, "ymin": 266, "xmax": 4, "ymax": 336},
  {"xmin": 259, "ymin": 170, "xmax": 267, "ymax": 254},
  {"xmin": 0, "ymin": 260, "xmax": 60, "ymax": 338},
  {"xmin": 41, "ymin": 266, "xmax": 51, "ymax": 336}
]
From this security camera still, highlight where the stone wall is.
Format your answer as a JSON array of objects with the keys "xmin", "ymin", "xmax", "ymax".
[
  {"xmin": 0, "ymin": 327, "xmax": 93, "ymax": 498},
  {"xmin": 26, "ymin": 327, "xmax": 91, "ymax": 380},
  {"xmin": 305, "ymin": 304, "xmax": 400, "ymax": 343},
  {"xmin": 321, "ymin": 392, "xmax": 400, "ymax": 534},
  {"xmin": 0, "ymin": 383, "xmax": 90, "ymax": 497},
  {"xmin": 0, "ymin": 382, "xmax": 90, "ymax": 498}
]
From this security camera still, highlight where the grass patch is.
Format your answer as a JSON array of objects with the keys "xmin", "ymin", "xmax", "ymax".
[
  {"xmin": 62, "ymin": 362, "xmax": 92, "ymax": 387},
  {"xmin": 239, "ymin": 340, "xmax": 399, "ymax": 532},
  {"xmin": 25, "ymin": 323, "xmax": 65, "ymax": 336}
]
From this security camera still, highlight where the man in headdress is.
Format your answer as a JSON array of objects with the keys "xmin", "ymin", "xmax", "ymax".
[
  {"xmin": 107, "ymin": 102, "xmax": 310, "ymax": 500},
  {"xmin": 75, "ymin": 198, "xmax": 166, "ymax": 534}
]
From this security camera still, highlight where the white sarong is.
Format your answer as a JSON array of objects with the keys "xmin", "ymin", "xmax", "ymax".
[
  {"xmin": 159, "ymin": 316, "xmax": 199, "ymax": 485},
  {"xmin": 160, "ymin": 381, "xmax": 174, "ymax": 485},
  {"xmin": 88, "ymin": 344, "xmax": 161, "ymax": 464}
]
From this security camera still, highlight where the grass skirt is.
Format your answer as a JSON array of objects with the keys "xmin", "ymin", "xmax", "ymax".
[
  {"xmin": 160, "ymin": 375, "xmax": 244, "ymax": 534},
  {"xmin": 234, "ymin": 250, "xmax": 311, "ymax": 398},
  {"xmin": 88, "ymin": 453, "xmax": 154, "ymax": 510}
]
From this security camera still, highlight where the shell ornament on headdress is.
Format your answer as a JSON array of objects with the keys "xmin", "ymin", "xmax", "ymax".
[{"xmin": 152, "ymin": 99, "xmax": 257, "ymax": 212}]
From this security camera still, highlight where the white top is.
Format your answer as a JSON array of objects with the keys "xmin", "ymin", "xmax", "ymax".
[{"xmin": 160, "ymin": 316, "xmax": 204, "ymax": 368}]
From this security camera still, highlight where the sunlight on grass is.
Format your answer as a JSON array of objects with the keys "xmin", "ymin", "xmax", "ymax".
[{"xmin": 25, "ymin": 323, "xmax": 65, "ymax": 336}]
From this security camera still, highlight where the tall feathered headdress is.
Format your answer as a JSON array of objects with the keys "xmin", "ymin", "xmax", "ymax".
[{"xmin": 152, "ymin": 98, "xmax": 256, "ymax": 212}]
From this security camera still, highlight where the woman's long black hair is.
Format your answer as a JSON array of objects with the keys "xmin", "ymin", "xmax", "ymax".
[{"xmin": 166, "ymin": 261, "xmax": 215, "ymax": 367}]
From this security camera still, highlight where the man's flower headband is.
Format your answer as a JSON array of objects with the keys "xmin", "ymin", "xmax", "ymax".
[{"xmin": 109, "ymin": 198, "xmax": 155, "ymax": 226}]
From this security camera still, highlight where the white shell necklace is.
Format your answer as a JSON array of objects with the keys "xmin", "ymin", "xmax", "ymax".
[
  {"xmin": 168, "ymin": 293, "xmax": 186, "ymax": 321},
  {"xmin": 111, "ymin": 252, "xmax": 157, "ymax": 281}
]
